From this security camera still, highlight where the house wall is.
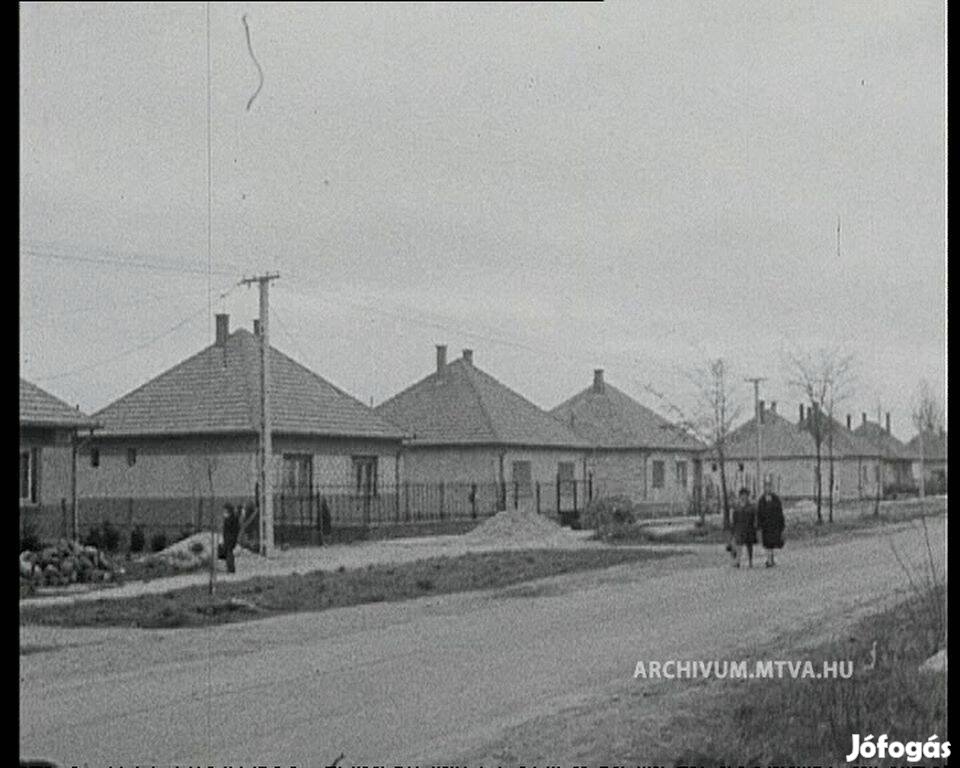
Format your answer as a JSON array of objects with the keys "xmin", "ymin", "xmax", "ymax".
[
  {"xmin": 20, "ymin": 426, "xmax": 76, "ymax": 508},
  {"xmin": 584, "ymin": 448, "xmax": 703, "ymax": 506},
  {"xmin": 71, "ymin": 433, "xmax": 403, "ymax": 537},
  {"xmin": 703, "ymin": 455, "xmax": 884, "ymax": 501},
  {"xmin": 399, "ymin": 445, "xmax": 588, "ymax": 485},
  {"xmin": 19, "ymin": 427, "xmax": 79, "ymax": 541}
]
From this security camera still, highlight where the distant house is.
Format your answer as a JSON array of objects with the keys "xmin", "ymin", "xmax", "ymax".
[
  {"xmin": 375, "ymin": 346, "xmax": 590, "ymax": 514},
  {"xmin": 19, "ymin": 378, "xmax": 98, "ymax": 539},
  {"xmin": 550, "ymin": 369, "xmax": 706, "ymax": 511},
  {"xmin": 77, "ymin": 314, "xmax": 403, "ymax": 538},
  {"xmin": 851, "ymin": 411, "xmax": 915, "ymax": 490},
  {"xmin": 906, "ymin": 429, "xmax": 947, "ymax": 494},
  {"xmin": 705, "ymin": 401, "xmax": 883, "ymax": 502}
]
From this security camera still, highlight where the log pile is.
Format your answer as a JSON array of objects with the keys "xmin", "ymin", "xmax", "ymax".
[{"xmin": 19, "ymin": 539, "xmax": 121, "ymax": 587}]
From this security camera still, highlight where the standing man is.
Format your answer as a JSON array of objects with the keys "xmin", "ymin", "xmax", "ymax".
[
  {"xmin": 757, "ymin": 480, "xmax": 785, "ymax": 567},
  {"xmin": 222, "ymin": 503, "xmax": 240, "ymax": 574},
  {"xmin": 731, "ymin": 487, "xmax": 757, "ymax": 568}
]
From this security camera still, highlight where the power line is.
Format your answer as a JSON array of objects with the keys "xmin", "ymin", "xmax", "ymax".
[
  {"xmin": 20, "ymin": 246, "xmax": 236, "ymax": 278},
  {"xmin": 20, "ymin": 288, "xmax": 210, "ymax": 321},
  {"xmin": 28, "ymin": 284, "xmax": 239, "ymax": 383}
]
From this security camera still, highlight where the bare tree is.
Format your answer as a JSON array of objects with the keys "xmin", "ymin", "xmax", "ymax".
[
  {"xmin": 784, "ymin": 347, "xmax": 856, "ymax": 524},
  {"xmin": 642, "ymin": 357, "xmax": 743, "ymax": 530},
  {"xmin": 911, "ymin": 379, "xmax": 944, "ymax": 498}
]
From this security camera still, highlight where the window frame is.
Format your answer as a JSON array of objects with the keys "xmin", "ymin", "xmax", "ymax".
[
  {"xmin": 352, "ymin": 455, "xmax": 379, "ymax": 497},
  {"xmin": 651, "ymin": 460, "xmax": 665, "ymax": 489},
  {"xmin": 675, "ymin": 460, "xmax": 688, "ymax": 489},
  {"xmin": 19, "ymin": 448, "xmax": 39, "ymax": 505}
]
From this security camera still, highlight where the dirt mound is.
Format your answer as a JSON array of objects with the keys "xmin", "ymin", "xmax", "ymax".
[{"xmin": 461, "ymin": 505, "xmax": 574, "ymax": 544}]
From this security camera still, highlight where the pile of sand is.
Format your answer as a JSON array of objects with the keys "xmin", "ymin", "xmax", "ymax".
[{"xmin": 461, "ymin": 505, "xmax": 575, "ymax": 544}]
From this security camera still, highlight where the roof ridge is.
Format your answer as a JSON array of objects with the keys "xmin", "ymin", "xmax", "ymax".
[
  {"xmin": 269, "ymin": 340, "xmax": 400, "ymax": 433},
  {"xmin": 457, "ymin": 360, "xmax": 505, "ymax": 443},
  {"xmin": 93, "ymin": 340, "xmax": 216, "ymax": 419}
]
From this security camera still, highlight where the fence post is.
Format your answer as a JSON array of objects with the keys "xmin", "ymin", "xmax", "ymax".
[
  {"xmin": 556, "ymin": 474, "xmax": 561, "ymax": 518},
  {"xmin": 573, "ymin": 481, "xmax": 578, "ymax": 515},
  {"xmin": 536, "ymin": 482, "xmax": 541, "ymax": 515},
  {"xmin": 60, "ymin": 498, "xmax": 67, "ymax": 539},
  {"xmin": 513, "ymin": 481, "xmax": 519, "ymax": 509},
  {"xmin": 126, "ymin": 498, "xmax": 134, "ymax": 552},
  {"xmin": 471, "ymin": 483, "xmax": 477, "ymax": 519},
  {"xmin": 404, "ymin": 481, "xmax": 410, "ymax": 522},
  {"xmin": 588, "ymin": 473, "xmax": 593, "ymax": 502},
  {"xmin": 500, "ymin": 480, "xmax": 506, "ymax": 511},
  {"xmin": 439, "ymin": 481, "xmax": 445, "ymax": 520}
]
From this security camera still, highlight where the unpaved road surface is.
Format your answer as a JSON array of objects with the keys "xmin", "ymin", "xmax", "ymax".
[{"xmin": 20, "ymin": 518, "xmax": 945, "ymax": 767}]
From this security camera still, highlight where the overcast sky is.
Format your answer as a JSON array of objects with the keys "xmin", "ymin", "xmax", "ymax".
[{"xmin": 20, "ymin": 1, "xmax": 945, "ymax": 439}]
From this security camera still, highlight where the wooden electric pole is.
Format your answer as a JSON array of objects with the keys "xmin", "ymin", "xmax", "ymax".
[
  {"xmin": 745, "ymin": 377, "xmax": 766, "ymax": 497},
  {"xmin": 241, "ymin": 272, "xmax": 280, "ymax": 556}
]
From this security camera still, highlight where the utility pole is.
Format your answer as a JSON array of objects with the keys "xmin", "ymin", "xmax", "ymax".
[
  {"xmin": 241, "ymin": 272, "xmax": 280, "ymax": 556},
  {"xmin": 745, "ymin": 377, "xmax": 766, "ymax": 497}
]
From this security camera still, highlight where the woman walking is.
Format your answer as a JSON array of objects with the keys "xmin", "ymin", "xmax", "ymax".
[
  {"xmin": 731, "ymin": 487, "xmax": 757, "ymax": 568},
  {"xmin": 756, "ymin": 480, "xmax": 785, "ymax": 567}
]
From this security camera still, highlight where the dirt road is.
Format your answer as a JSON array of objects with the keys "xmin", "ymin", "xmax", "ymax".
[{"xmin": 20, "ymin": 517, "xmax": 945, "ymax": 767}]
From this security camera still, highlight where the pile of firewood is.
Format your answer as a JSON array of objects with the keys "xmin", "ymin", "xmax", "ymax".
[{"xmin": 19, "ymin": 539, "xmax": 122, "ymax": 587}]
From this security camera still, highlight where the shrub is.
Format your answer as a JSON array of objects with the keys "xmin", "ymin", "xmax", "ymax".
[
  {"xmin": 580, "ymin": 495, "xmax": 637, "ymax": 538},
  {"xmin": 150, "ymin": 532, "xmax": 168, "ymax": 553},
  {"xmin": 100, "ymin": 520, "xmax": 121, "ymax": 553},
  {"xmin": 20, "ymin": 521, "xmax": 43, "ymax": 553},
  {"xmin": 129, "ymin": 526, "xmax": 145, "ymax": 553},
  {"xmin": 83, "ymin": 525, "xmax": 103, "ymax": 550}
]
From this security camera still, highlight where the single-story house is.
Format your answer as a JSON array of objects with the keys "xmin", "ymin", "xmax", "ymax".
[
  {"xmin": 77, "ymin": 314, "xmax": 404, "ymax": 539},
  {"xmin": 375, "ymin": 345, "xmax": 591, "ymax": 515},
  {"xmin": 907, "ymin": 429, "xmax": 947, "ymax": 493},
  {"xmin": 20, "ymin": 378, "xmax": 99, "ymax": 540},
  {"xmin": 851, "ymin": 411, "xmax": 915, "ymax": 490},
  {"xmin": 704, "ymin": 401, "xmax": 883, "ymax": 502},
  {"xmin": 549, "ymin": 369, "xmax": 706, "ymax": 513}
]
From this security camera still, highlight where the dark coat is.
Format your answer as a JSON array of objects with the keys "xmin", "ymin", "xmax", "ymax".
[
  {"xmin": 731, "ymin": 503, "xmax": 757, "ymax": 545},
  {"xmin": 222, "ymin": 507, "xmax": 240, "ymax": 549},
  {"xmin": 756, "ymin": 492, "xmax": 785, "ymax": 549}
]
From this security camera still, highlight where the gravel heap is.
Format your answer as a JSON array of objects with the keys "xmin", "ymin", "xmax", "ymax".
[{"xmin": 461, "ymin": 505, "xmax": 575, "ymax": 545}]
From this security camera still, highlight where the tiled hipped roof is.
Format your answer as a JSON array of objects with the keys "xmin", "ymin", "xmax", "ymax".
[
  {"xmin": 723, "ymin": 410, "xmax": 880, "ymax": 460},
  {"xmin": 853, "ymin": 421, "xmax": 915, "ymax": 461},
  {"xmin": 93, "ymin": 329, "xmax": 402, "ymax": 439},
  {"xmin": 20, "ymin": 378, "xmax": 98, "ymax": 429},
  {"xmin": 376, "ymin": 357, "xmax": 588, "ymax": 448},
  {"xmin": 550, "ymin": 382, "xmax": 705, "ymax": 451}
]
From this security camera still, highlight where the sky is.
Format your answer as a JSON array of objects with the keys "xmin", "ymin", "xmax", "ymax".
[{"xmin": 19, "ymin": 1, "xmax": 946, "ymax": 440}]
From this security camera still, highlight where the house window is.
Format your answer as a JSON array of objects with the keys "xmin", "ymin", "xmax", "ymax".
[
  {"xmin": 90, "ymin": 447, "xmax": 100, "ymax": 468},
  {"xmin": 353, "ymin": 456, "xmax": 378, "ymax": 497},
  {"xmin": 652, "ymin": 460, "xmax": 665, "ymax": 489},
  {"xmin": 126, "ymin": 448, "xmax": 137, "ymax": 467},
  {"xmin": 675, "ymin": 460, "xmax": 688, "ymax": 489},
  {"xmin": 711, "ymin": 462, "xmax": 718, "ymax": 472},
  {"xmin": 19, "ymin": 448, "xmax": 38, "ymax": 505},
  {"xmin": 282, "ymin": 454, "xmax": 313, "ymax": 497},
  {"xmin": 737, "ymin": 462, "xmax": 745, "ymax": 472}
]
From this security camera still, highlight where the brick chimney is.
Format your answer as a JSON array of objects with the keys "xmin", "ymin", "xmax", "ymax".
[
  {"xmin": 862, "ymin": 412, "xmax": 868, "ymax": 426},
  {"xmin": 846, "ymin": 414, "xmax": 852, "ymax": 430},
  {"xmin": 593, "ymin": 369, "xmax": 605, "ymax": 394},
  {"xmin": 436, "ymin": 344, "xmax": 447, "ymax": 374},
  {"xmin": 215, "ymin": 314, "xmax": 229, "ymax": 346},
  {"xmin": 758, "ymin": 399, "xmax": 765, "ymax": 423},
  {"xmin": 253, "ymin": 319, "xmax": 261, "ymax": 336},
  {"xmin": 885, "ymin": 412, "xmax": 891, "ymax": 434},
  {"xmin": 799, "ymin": 403, "xmax": 805, "ymax": 424},
  {"xmin": 462, "ymin": 349, "xmax": 473, "ymax": 365},
  {"xmin": 770, "ymin": 401, "xmax": 777, "ymax": 415}
]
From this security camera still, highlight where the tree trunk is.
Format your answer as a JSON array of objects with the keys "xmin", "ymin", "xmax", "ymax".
[
  {"xmin": 814, "ymin": 441, "xmax": 823, "ymax": 524},
  {"xmin": 718, "ymin": 452, "xmax": 731, "ymax": 530},
  {"xmin": 827, "ymin": 432, "xmax": 835, "ymax": 524}
]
